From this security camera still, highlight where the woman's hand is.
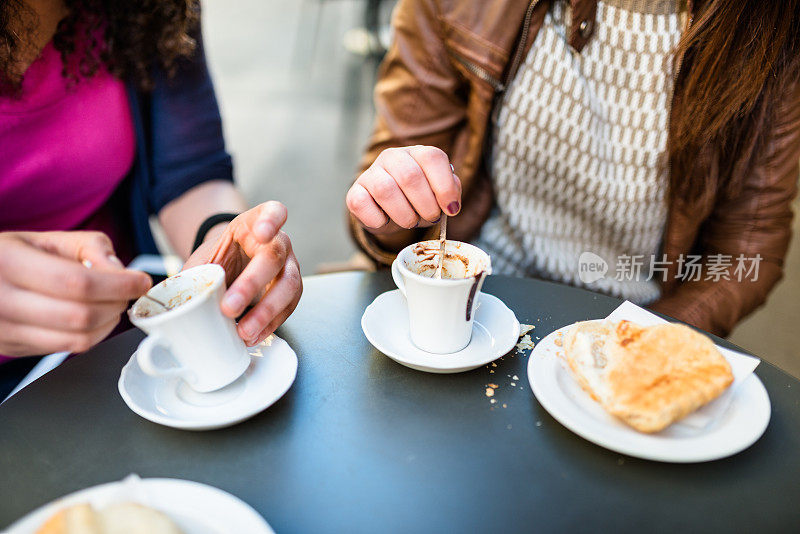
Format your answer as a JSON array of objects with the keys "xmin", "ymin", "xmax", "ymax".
[
  {"xmin": 0, "ymin": 231, "xmax": 152, "ymax": 357},
  {"xmin": 346, "ymin": 146, "xmax": 462, "ymax": 234},
  {"xmin": 184, "ymin": 201, "xmax": 302, "ymax": 346}
]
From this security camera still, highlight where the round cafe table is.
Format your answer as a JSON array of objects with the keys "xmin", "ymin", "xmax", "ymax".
[{"xmin": 1, "ymin": 272, "xmax": 799, "ymax": 532}]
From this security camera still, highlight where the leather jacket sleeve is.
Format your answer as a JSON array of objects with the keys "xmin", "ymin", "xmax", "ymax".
[
  {"xmin": 650, "ymin": 84, "xmax": 800, "ymax": 337},
  {"xmin": 349, "ymin": 0, "xmax": 469, "ymax": 265}
]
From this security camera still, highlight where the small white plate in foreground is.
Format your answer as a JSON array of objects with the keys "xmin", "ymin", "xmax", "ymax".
[{"xmin": 6, "ymin": 475, "xmax": 273, "ymax": 533}]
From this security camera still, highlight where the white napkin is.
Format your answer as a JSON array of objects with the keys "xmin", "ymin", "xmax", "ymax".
[{"xmin": 604, "ymin": 301, "xmax": 760, "ymax": 429}]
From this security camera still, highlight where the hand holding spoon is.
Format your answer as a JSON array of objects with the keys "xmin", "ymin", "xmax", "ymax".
[{"xmin": 81, "ymin": 257, "xmax": 170, "ymax": 311}]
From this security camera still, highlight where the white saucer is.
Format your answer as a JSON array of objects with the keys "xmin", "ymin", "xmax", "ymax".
[
  {"xmin": 5, "ymin": 474, "xmax": 273, "ymax": 533},
  {"xmin": 118, "ymin": 335, "xmax": 297, "ymax": 431},
  {"xmin": 527, "ymin": 325, "xmax": 771, "ymax": 463},
  {"xmin": 361, "ymin": 290, "xmax": 519, "ymax": 373}
]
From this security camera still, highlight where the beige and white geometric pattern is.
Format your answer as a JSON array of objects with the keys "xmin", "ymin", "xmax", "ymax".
[{"xmin": 476, "ymin": 0, "xmax": 684, "ymax": 303}]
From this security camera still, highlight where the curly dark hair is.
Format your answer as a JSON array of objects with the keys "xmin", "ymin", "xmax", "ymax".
[{"xmin": 0, "ymin": 0, "xmax": 199, "ymax": 95}]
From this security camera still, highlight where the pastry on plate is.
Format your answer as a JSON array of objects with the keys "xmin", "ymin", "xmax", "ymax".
[
  {"xmin": 36, "ymin": 502, "xmax": 183, "ymax": 534},
  {"xmin": 564, "ymin": 320, "xmax": 734, "ymax": 433}
]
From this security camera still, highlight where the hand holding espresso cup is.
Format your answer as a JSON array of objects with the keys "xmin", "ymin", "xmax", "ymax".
[
  {"xmin": 0, "ymin": 231, "xmax": 152, "ymax": 356},
  {"xmin": 183, "ymin": 201, "xmax": 302, "ymax": 347},
  {"xmin": 346, "ymin": 146, "xmax": 462, "ymax": 234}
]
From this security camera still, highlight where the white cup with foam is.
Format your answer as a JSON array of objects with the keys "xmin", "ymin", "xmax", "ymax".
[{"xmin": 391, "ymin": 240, "xmax": 492, "ymax": 354}]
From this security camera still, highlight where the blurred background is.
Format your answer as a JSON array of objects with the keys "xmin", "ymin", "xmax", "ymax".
[
  {"xmin": 199, "ymin": 0, "xmax": 799, "ymax": 377},
  {"xmin": 201, "ymin": 0, "xmax": 384, "ymax": 274}
]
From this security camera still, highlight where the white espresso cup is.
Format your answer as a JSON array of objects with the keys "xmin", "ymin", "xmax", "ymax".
[
  {"xmin": 128, "ymin": 264, "xmax": 250, "ymax": 393},
  {"xmin": 392, "ymin": 240, "xmax": 492, "ymax": 354}
]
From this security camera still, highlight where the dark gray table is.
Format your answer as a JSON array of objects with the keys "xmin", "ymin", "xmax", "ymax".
[{"xmin": 2, "ymin": 272, "xmax": 799, "ymax": 533}]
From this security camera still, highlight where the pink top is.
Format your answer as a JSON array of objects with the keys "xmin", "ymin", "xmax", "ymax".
[
  {"xmin": 0, "ymin": 40, "xmax": 135, "ymax": 231},
  {"xmin": 0, "ymin": 37, "xmax": 135, "ymax": 363}
]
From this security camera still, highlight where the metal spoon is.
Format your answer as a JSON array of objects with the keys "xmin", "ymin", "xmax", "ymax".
[
  {"xmin": 435, "ymin": 214, "xmax": 447, "ymax": 279},
  {"xmin": 435, "ymin": 163, "xmax": 456, "ymax": 279},
  {"xmin": 142, "ymin": 294, "xmax": 170, "ymax": 311}
]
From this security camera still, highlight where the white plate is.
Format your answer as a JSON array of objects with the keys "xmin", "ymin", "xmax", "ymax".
[
  {"xmin": 118, "ymin": 335, "xmax": 297, "ymax": 431},
  {"xmin": 527, "ymin": 325, "xmax": 771, "ymax": 462},
  {"xmin": 5, "ymin": 475, "xmax": 273, "ymax": 534},
  {"xmin": 362, "ymin": 290, "xmax": 519, "ymax": 373}
]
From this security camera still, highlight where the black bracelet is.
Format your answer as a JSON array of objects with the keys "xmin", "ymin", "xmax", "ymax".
[{"xmin": 192, "ymin": 212, "xmax": 239, "ymax": 252}]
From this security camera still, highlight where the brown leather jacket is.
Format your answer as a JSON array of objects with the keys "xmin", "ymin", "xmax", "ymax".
[{"xmin": 350, "ymin": 0, "xmax": 800, "ymax": 336}]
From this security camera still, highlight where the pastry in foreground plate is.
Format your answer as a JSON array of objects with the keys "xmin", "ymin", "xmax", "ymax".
[
  {"xmin": 564, "ymin": 320, "xmax": 734, "ymax": 433},
  {"xmin": 36, "ymin": 502, "xmax": 183, "ymax": 534}
]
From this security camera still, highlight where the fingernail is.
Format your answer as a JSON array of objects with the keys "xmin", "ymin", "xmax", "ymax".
[
  {"xmin": 107, "ymin": 255, "xmax": 124, "ymax": 268},
  {"xmin": 240, "ymin": 323, "xmax": 257, "ymax": 342},
  {"xmin": 223, "ymin": 292, "xmax": 246, "ymax": 314},
  {"xmin": 140, "ymin": 274, "xmax": 153, "ymax": 291},
  {"xmin": 450, "ymin": 163, "xmax": 455, "ymax": 173},
  {"xmin": 256, "ymin": 221, "xmax": 275, "ymax": 240},
  {"xmin": 447, "ymin": 201, "xmax": 460, "ymax": 216}
]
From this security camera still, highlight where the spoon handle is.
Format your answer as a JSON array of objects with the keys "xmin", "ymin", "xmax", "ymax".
[
  {"xmin": 142, "ymin": 293, "xmax": 170, "ymax": 311},
  {"xmin": 435, "ymin": 215, "xmax": 447, "ymax": 279}
]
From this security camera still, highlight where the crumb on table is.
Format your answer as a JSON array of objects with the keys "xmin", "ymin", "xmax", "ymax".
[
  {"xmin": 519, "ymin": 324, "xmax": 535, "ymax": 337},
  {"xmin": 516, "ymin": 334, "xmax": 535, "ymax": 352}
]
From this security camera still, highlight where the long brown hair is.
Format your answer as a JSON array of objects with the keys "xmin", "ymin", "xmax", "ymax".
[
  {"xmin": 0, "ymin": 0, "xmax": 199, "ymax": 95},
  {"xmin": 671, "ymin": 0, "xmax": 800, "ymax": 202}
]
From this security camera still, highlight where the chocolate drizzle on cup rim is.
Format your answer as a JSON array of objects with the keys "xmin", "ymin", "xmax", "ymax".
[{"xmin": 465, "ymin": 272, "xmax": 484, "ymax": 321}]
